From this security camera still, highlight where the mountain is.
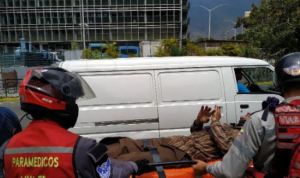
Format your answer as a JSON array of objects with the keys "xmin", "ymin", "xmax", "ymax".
[{"xmin": 188, "ymin": 0, "xmax": 261, "ymax": 40}]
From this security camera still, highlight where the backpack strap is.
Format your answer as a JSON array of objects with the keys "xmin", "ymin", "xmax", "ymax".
[{"xmin": 143, "ymin": 139, "xmax": 166, "ymax": 178}]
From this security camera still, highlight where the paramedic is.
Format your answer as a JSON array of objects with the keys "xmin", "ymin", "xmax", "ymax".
[
  {"xmin": 193, "ymin": 52, "xmax": 300, "ymax": 177},
  {"xmin": 0, "ymin": 67, "xmax": 145, "ymax": 178}
]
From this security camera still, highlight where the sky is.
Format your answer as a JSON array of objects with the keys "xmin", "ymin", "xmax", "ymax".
[{"xmin": 188, "ymin": 0, "xmax": 261, "ymax": 40}]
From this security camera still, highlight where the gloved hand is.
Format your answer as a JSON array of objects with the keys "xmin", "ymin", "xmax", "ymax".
[
  {"xmin": 109, "ymin": 158, "xmax": 138, "ymax": 178},
  {"xmin": 262, "ymin": 96, "xmax": 280, "ymax": 112}
]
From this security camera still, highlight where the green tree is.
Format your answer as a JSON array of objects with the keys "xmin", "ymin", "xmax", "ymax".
[
  {"xmin": 81, "ymin": 48, "xmax": 93, "ymax": 59},
  {"xmin": 105, "ymin": 43, "xmax": 119, "ymax": 58},
  {"xmin": 236, "ymin": 0, "xmax": 300, "ymax": 59},
  {"xmin": 155, "ymin": 38, "xmax": 185, "ymax": 57},
  {"xmin": 185, "ymin": 41, "xmax": 206, "ymax": 56},
  {"xmin": 71, "ymin": 41, "xmax": 79, "ymax": 50},
  {"xmin": 221, "ymin": 44, "xmax": 244, "ymax": 56},
  {"xmin": 205, "ymin": 48, "xmax": 224, "ymax": 56}
]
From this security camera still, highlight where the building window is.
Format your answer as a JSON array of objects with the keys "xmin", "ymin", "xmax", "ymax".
[
  {"xmin": 23, "ymin": 14, "xmax": 29, "ymax": 24},
  {"xmin": 66, "ymin": 0, "xmax": 72, "ymax": 5},
  {"xmin": 22, "ymin": 0, "xmax": 27, "ymax": 7},
  {"xmin": 30, "ymin": 14, "xmax": 36, "ymax": 24},
  {"xmin": 8, "ymin": 0, "xmax": 14, "ymax": 6},
  {"xmin": 29, "ymin": 0, "xmax": 35, "ymax": 6},
  {"xmin": 102, "ymin": 0, "xmax": 109, "ymax": 5},
  {"xmin": 59, "ymin": 13, "xmax": 65, "ymax": 23},
  {"xmin": 138, "ymin": 11, "xmax": 144, "ymax": 23},
  {"xmin": 58, "ymin": 0, "xmax": 64, "ymax": 6},
  {"xmin": 146, "ymin": 0, "xmax": 153, "ymax": 5},
  {"xmin": 95, "ymin": 12, "xmax": 101, "ymax": 23},
  {"xmin": 153, "ymin": 0, "xmax": 160, "ymax": 5},
  {"xmin": 9, "ymin": 31, "xmax": 16, "ymax": 42},
  {"xmin": 16, "ymin": 14, "xmax": 22, "ymax": 24},
  {"xmin": 95, "ymin": 0, "xmax": 101, "ymax": 5},
  {"xmin": 117, "ymin": 0, "xmax": 123, "ymax": 5},
  {"xmin": 111, "ymin": 12, "xmax": 117, "ymax": 23},
  {"xmin": 118, "ymin": 12, "xmax": 124, "ymax": 23},
  {"xmin": 168, "ymin": 11, "xmax": 173, "ymax": 21},
  {"xmin": 44, "ymin": 0, "xmax": 50, "ymax": 6},
  {"xmin": 15, "ymin": 0, "xmax": 20, "ymax": 6},
  {"xmin": 102, "ymin": 12, "xmax": 109, "ymax": 23},
  {"xmin": 131, "ymin": 0, "xmax": 138, "ymax": 5},
  {"xmin": 9, "ymin": 14, "xmax": 14, "ymax": 25},
  {"xmin": 1, "ymin": 16, "xmax": 7, "ymax": 25},
  {"xmin": 75, "ymin": 0, "xmax": 80, "ymax": 5},
  {"xmin": 52, "ymin": 0, "xmax": 57, "ymax": 6},
  {"xmin": 138, "ymin": 0, "xmax": 144, "ymax": 5},
  {"xmin": 132, "ymin": 11, "xmax": 138, "ymax": 23},
  {"xmin": 117, "ymin": 29, "xmax": 123, "ymax": 39},
  {"xmin": 154, "ymin": 11, "xmax": 160, "ymax": 22},
  {"xmin": 124, "ymin": 29, "xmax": 131, "ymax": 40},
  {"xmin": 88, "ymin": 0, "xmax": 94, "ymax": 5},
  {"xmin": 66, "ymin": 13, "xmax": 72, "ymax": 23},
  {"xmin": 37, "ymin": 0, "xmax": 43, "ymax": 6}
]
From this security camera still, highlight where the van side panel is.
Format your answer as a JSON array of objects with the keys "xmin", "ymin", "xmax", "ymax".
[
  {"xmin": 155, "ymin": 68, "xmax": 227, "ymax": 137},
  {"xmin": 221, "ymin": 67, "xmax": 238, "ymax": 124},
  {"xmin": 69, "ymin": 71, "xmax": 159, "ymax": 139}
]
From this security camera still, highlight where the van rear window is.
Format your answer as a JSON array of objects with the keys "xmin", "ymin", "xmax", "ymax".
[
  {"xmin": 78, "ymin": 73, "xmax": 155, "ymax": 105},
  {"xmin": 158, "ymin": 70, "xmax": 222, "ymax": 102}
]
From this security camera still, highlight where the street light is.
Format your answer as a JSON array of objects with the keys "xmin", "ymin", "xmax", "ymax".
[
  {"xmin": 224, "ymin": 28, "xmax": 237, "ymax": 40},
  {"xmin": 224, "ymin": 19, "xmax": 237, "ymax": 40},
  {"xmin": 79, "ymin": 23, "xmax": 88, "ymax": 50},
  {"xmin": 199, "ymin": 4, "xmax": 227, "ymax": 40},
  {"xmin": 80, "ymin": 0, "xmax": 88, "ymax": 50}
]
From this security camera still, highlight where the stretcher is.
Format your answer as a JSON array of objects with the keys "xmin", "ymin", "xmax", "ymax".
[
  {"xmin": 133, "ymin": 160, "xmax": 265, "ymax": 178},
  {"xmin": 132, "ymin": 160, "xmax": 219, "ymax": 178}
]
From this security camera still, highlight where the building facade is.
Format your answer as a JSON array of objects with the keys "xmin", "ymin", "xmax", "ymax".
[{"xmin": 0, "ymin": 0, "xmax": 189, "ymax": 52}]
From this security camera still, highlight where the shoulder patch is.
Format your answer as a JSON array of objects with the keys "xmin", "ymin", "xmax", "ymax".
[{"xmin": 96, "ymin": 159, "xmax": 111, "ymax": 178}]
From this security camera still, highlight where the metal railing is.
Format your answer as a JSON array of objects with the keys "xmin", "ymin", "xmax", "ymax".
[{"xmin": 0, "ymin": 78, "xmax": 22, "ymax": 97}]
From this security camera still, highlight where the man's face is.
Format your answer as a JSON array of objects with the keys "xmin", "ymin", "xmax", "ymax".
[{"xmin": 236, "ymin": 70, "xmax": 243, "ymax": 80}]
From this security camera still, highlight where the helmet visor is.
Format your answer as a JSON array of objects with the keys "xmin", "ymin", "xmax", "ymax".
[
  {"xmin": 33, "ymin": 68, "xmax": 95, "ymax": 101},
  {"xmin": 66, "ymin": 72, "xmax": 96, "ymax": 100}
]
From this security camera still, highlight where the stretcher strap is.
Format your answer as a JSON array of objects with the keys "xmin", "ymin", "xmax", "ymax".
[{"xmin": 143, "ymin": 139, "xmax": 166, "ymax": 178}]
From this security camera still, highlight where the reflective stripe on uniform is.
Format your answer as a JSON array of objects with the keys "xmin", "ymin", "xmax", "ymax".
[{"xmin": 5, "ymin": 147, "xmax": 73, "ymax": 154}]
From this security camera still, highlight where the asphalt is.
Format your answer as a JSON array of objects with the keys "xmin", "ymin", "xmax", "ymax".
[{"xmin": 0, "ymin": 101, "xmax": 31, "ymax": 128}]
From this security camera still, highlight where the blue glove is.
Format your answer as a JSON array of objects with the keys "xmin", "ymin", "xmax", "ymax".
[{"xmin": 109, "ymin": 158, "xmax": 138, "ymax": 178}]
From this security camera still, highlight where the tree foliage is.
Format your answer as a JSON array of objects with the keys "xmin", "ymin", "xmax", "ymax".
[
  {"xmin": 81, "ymin": 48, "xmax": 93, "ymax": 59},
  {"xmin": 105, "ymin": 43, "xmax": 119, "ymax": 58},
  {"xmin": 221, "ymin": 44, "xmax": 244, "ymax": 56},
  {"xmin": 236, "ymin": 0, "xmax": 300, "ymax": 60},
  {"xmin": 155, "ymin": 38, "xmax": 185, "ymax": 57},
  {"xmin": 81, "ymin": 49, "xmax": 101, "ymax": 59},
  {"xmin": 71, "ymin": 41, "xmax": 79, "ymax": 50},
  {"xmin": 185, "ymin": 41, "xmax": 206, "ymax": 56}
]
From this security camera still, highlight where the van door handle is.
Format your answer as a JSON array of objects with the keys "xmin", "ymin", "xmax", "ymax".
[{"xmin": 240, "ymin": 104, "xmax": 249, "ymax": 109}]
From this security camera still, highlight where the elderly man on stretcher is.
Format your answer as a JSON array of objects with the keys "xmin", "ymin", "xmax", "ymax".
[{"xmin": 101, "ymin": 105, "xmax": 247, "ymax": 174}]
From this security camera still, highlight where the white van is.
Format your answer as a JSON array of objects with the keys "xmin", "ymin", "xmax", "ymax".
[{"xmin": 59, "ymin": 56, "xmax": 282, "ymax": 140}]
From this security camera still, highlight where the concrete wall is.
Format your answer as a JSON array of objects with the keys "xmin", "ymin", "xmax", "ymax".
[
  {"xmin": 140, "ymin": 41, "xmax": 160, "ymax": 57},
  {"xmin": 64, "ymin": 50, "xmax": 82, "ymax": 60}
]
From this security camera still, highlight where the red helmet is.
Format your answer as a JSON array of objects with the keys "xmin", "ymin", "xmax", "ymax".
[{"xmin": 19, "ymin": 67, "xmax": 95, "ymax": 128}]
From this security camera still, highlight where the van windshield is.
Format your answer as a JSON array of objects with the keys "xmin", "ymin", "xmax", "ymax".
[{"xmin": 235, "ymin": 67, "xmax": 278, "ymax": 94}]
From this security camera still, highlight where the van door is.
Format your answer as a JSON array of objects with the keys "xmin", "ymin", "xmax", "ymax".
[
  {"xmin": 70, "ymin": 71, "xmax": 159, "ymax": 140},
  {"xmin": 155, "ymin": 68, "xmax": 227, "ymax": 137},
  {"xmin": 233, "ymin": 66, "xmax": 283, "ymax": 123}
]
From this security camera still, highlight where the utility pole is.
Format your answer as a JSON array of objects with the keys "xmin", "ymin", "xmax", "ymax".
[
  {"xmin": 179, "ymin": 0, "xmax": 183, "ymax": 49},
  {"xmin": 199, "ymin": 4, "xmax": 226, "ymax": 40},
  {"xmin": 225, "ymin": 19, "xmax": 237, "ymax": 40},
  {"xmin": 80, "ymin": 0, "xmax": 87, "ymax": 50}
]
